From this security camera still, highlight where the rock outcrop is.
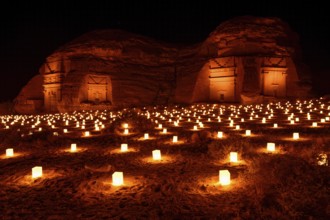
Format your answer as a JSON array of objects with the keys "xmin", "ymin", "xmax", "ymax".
[{"xmin": 14, "ymin": 16, "xmax": 311, "ymax": 114}]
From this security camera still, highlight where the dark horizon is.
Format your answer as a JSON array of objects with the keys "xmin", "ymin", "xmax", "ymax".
[{"xmin": 1, "ymin": 1, "xmax": 329, "ymax": 102}]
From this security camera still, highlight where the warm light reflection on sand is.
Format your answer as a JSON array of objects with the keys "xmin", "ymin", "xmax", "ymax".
[
  {"xmin": 62, "ymin": 147, "xmax": 88, "ymax": 154},
  {"xmin": 109, "ymin": 148, "xmax": 139, "ymax": 154},
  {"xmin": 0, "ymin": 152, "xmax": 26, "ymax": 159},
  {"xmin": 77, "ymin": 175, "xmax": 142, "ymax": 197},
  {"xmin": 141, "ymin": 155, "xmax": 175, "ymax": 164},
  {"xmin": 14, "ymin": 169, "xmax": 62, "ymax": 186}
]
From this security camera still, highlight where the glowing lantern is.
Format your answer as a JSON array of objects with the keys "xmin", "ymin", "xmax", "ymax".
[
  {"xmin": 152, "ymin": 150, "xmax": 161, "ymax": 160},
  {"xmin": 84, "ymin": 131, "xmax": 90, "ymax": 137},
  {"xmin": 230, "ymin": 152, "xmax": 238, "ymax": 163},
  {"xmin": 144, "ymin": 133, "xmax": 149, "ymax": 140},
  {"xmin": 32, "ymin": 166, "xmax": 43, "ymax": 178},
  {"xmin": 217, "ymin": 131, "xmax": 223, "ymax": 138},
  {"xmin": 121, "ymin": 143, "xmax": 128, "ymax": 152},
  {"xmin": 219, "ymin": 170, "xmax": 230, "ymax": 186},
  {"xmin": 267, "ymin": 143, "xmax": 275, "ymax": 152},
  {"xmin": 70, "ymin": 143, "xmax": 77, "ymax": 152},
  {"xmin": 6, "ymin": 148, "xmax": 14, "ymax": 157},
  {"xmin": 124, "ymin": 129, "xmax": 129, "ymax": 135},
  {"xmin": 112, "ymin": 172, "xmax": 124, "ymax": 186},
  {"xmin": 245, "ymin": 130, "xmax": 251, "ymax": 136},
  {"xmin": 312, "ymin": 122, "xmax": 317, "ymax": 127},
  {"xmin": 173, "ymin": 136, "xmax": 178, "ymax": 143},
  {"xmin": 273, "ymin": 123, "xmax": 278, "ymax": 128},
  {"xmin": 293, "ymin": 132, "xmax": 299, "ymax": 140}
]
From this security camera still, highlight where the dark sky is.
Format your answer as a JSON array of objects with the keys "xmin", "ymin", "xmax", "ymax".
[{"xmin": 1, "ymin": 1, "xmax": 329, "ymax": 102}]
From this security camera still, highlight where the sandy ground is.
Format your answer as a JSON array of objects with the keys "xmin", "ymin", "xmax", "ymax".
[{"xmin": 0, "ymin": 99, "xmax": 329, "ymax": 219}]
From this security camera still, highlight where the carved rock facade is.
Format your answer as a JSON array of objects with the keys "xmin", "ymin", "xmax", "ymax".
[{"xmin": 14, "ymin": 16, "xmax": 311, "ymax": 113}]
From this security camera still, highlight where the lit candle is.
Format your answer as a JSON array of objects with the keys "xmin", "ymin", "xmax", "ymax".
[
  {"xmin": 84, "ymin": 131, "xmax": 90, "ymax": 137},
  {"xmin": 235, "ymin": 125, "xmax": 240, "ymax": 130},
  {"xmin": 267, "ymin": 143, "xmax": 275, "ymax": 152},
  {"xmin": 217, "ymin": 131, "xmax": 223, "ymax": 138},
  {"xmin": 121, "ymin": 143, "xmax": 128, "ymax": 152},
  {"xmin": 219, "ymin": 170, "xmax": 230, "ymax": 186},
  {"xmin": 312, "ymin": 122, "xmax": 317, "ymax": 127},
  {"xmin": 70, "ymin": 143, "xmax": 77, "ymax": 152},
  {"xmin": 230, "ymin": 152, "xmax": 238, "ymax": 163},
  {"xmin": 158, "ymin": 124, "xmax": 162, "ymax": 129},
  {"xmin": 245, "ymin": 130, "xmax": 251, "ymax": 136},
  {"xmin": 6, "ymin": 148, "xmax": 14, "ymax": 157},
  {"xmin": 152, "ymin": 150, "xmax": 161, "ymax": 160},
  {"xmin": 173, "ymin": 136, "xmax": 178, "ymax": 143},
  {"xmin": 112, "ymin": 172, "xmax": 124, "ymax": 186},
  {"xmin": 144, "ymin": 133, "xmax": 149, "ymax": 140},
  {"xmin": 162, "ymin": 128, "xmax": 167, "ymax": 134},
  {"xmin": 123, "ymin": 123, "xmax": 128, "ymax": 128},
  {"xmin": 293, "ymin": 132, "xmax": 299, "ymax": 140},
  {"xmin": 193, "ymin": 125, "xmax": 198, "ymax": 130},
  {"xmin": 273, "ymin": 123, "xmax": 278, "ymax": 128},
  {"xmin": 32, "ymin": 166, "xmax": 43, "ymax": 178},
  {"xmin": 124, "ymin": 129, "xmax": 129, "ymax": 135}
]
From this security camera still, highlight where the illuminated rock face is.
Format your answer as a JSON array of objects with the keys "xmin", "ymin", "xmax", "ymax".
[{"xmin": 14, "ymin": 16, "xmax": 311, "ymax": 113}]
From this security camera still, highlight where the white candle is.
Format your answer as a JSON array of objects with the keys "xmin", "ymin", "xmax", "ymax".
[
  {"xmin": 6, "ymin": 148, "xmax": 14, "ymax": 157},
  {"xmin": 32, "ymin": 166, "xmax": 43, "ymax": 178},
  {"xmin": 219, "ymin": 170, "xmax": 230, "ymax": 186},
  {"xmin": 144, "ymin": 133, "xmax": 149, "ymax": 139},
  {"xmin": 121, "ymin": 143, "xmax": 128, "ymax": 152},
  {"xmin": 70, "ymin": 143, "xmax": 77, "ymax": 152},
  {"xmin": 112, "ymin": 172, "xmax": 124, "ymax": 186},
  {"xmin": 293, "ymin": 132, "xmax": 299, "ymax": 140},
  {"xmin": 230, "ymin": 152, "xmax": 238, "ymax": 163},
  {"xmin": 152, "ymin": 150, "xmax": 161, "ymax": 160},
  {"xmin": 267, "ymin": 143, "xmax": 275, "ymax": 152}
]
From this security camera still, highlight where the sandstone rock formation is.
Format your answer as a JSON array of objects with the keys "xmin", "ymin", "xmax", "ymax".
[{"xmin": 14, "ymin": 16, "xmax": 311, "ymax": 113}]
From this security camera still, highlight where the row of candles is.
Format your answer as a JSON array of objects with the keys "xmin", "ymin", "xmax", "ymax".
[
  {"xmin": 30, "ymin": 168, "xmax": 231, "ymax": 186},
  {"xmin": 6, "ymin": 139, "xmax": 278, "ymax": 187}
]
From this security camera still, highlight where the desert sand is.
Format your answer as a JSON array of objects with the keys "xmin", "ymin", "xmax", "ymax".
[{"xmin": 1, "ymin": 98, "xmax": 329, "ymax": 219}]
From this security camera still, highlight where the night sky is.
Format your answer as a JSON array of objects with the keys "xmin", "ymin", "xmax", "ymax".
[{"xmin": 1, "ymin": 1, "xmax": 329, "ymax": 102}]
